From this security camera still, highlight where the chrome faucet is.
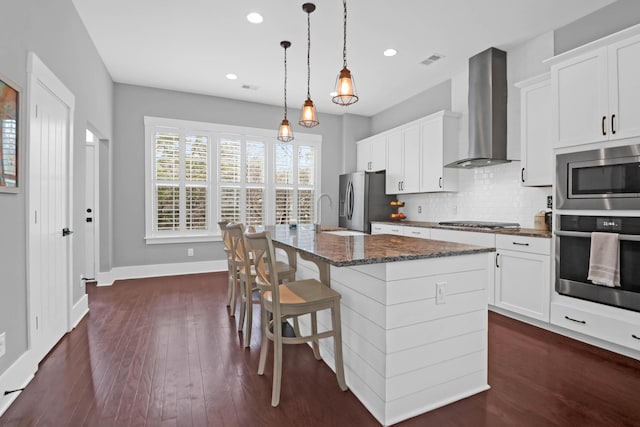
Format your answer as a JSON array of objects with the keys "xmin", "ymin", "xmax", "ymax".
[{"xmin": 315, "ymin": 193, "xmax": 333, "ymax": 232}]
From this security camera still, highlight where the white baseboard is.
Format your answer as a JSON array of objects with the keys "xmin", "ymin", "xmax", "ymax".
[
  {"xmin": 95, "ymin": 260, "xmax": 227, "ymax": 286},
  {"xmin": 71, "ymin": 294, "xmax": 89, "ymax": 328},
  {"xmin": 0, "ymin": 351, "xmax": 38, "ymax": 418}
]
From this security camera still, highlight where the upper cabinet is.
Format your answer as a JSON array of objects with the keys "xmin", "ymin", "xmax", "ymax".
[
  {"xmin": 549, "ymin": 26, "xmax": 640, "ymax": 148},
  {"xmin": 357, "ymin": 110, "xmax": 459, "ymax": 195},
  {"xmin": 386, "ymin": 124, "xmax": 421, "ymax": 194},
  {"xmin": 356, "ymin": 134, "xmax": 387, "ymax": 172},
  {"xmin": 420, "ymin": 111, "xmax": 460, "ymax": 192},
  {"xmin": 516, "ymin": 73, "xmax": 552, "ymax": 186}
]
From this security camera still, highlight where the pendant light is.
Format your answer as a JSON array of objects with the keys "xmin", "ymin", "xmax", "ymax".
[
  {"xmin": 299, "ymin": 3, "xmax": 319, "ymax": 128},
  {"xmin": 277, "ymin": 40, "xmax": 294, "ymax": 142},
  {"xmin": 332, "ymin": 0, "xmax": 358, "ymax": 106}
]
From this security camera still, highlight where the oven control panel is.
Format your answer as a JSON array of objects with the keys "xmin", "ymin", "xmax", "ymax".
[{"xmin": 596, "ymin": 217, "xmax": 622, "ymax": 231}]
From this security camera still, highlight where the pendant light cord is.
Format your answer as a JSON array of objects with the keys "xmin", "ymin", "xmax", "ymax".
[
  {"xmin": 306, "ymin": 11, "xmax": 311, "ymax": 99},
  {"xmin": 283, "ymin": 45, "xmax": 288, "ymax": 120},
  {"xmin": 342, "ymin": 0, "xmax": 348, "ymax": 68}
]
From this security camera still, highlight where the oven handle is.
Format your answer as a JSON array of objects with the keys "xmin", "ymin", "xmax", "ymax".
[{"xmin": 555, "ymin": 230, "xmax": 640, "ymax": 242}]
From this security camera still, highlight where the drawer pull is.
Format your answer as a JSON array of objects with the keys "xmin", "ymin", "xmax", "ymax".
[
  {"xmin": 564, "ymin": 315, "xmax": 586, "ymax": 325},
  {"xmin": 512, "ymin": 242, "xmax": 529, "ymax": 246},
  {"xmin": 412, "ymin": 231, "xmax": 420, "ymax": 235},
  {"xmin": 632, "ymin": 334, "xmax": 640, "ymax": 341},
  {"xmin": 495, "ymin": 253, "xmax": 500, "ymax": 268}
]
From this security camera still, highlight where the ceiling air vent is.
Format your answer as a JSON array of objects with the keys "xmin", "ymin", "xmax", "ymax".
[{"xmin": 420, "ymin": 53, "xmax": 445, "ymax": 66}]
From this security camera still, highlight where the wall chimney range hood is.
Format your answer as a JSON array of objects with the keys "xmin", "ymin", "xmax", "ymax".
[{"xmin": 446, "ymin": 47, "xmax": 509, "ymax": 168}]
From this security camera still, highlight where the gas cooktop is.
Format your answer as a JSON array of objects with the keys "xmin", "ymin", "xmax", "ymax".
[{"xmin": 438, "ymin": 221, "xmax": 521, "ymax": 229}]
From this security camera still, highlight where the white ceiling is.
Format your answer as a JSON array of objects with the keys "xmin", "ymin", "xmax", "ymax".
[{"xmin": 72, "ymin": 0, "xmax": 615, "ymax": 117}]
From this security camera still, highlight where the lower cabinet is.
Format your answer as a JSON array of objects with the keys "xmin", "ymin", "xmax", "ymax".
[
  {"xmin": 371, "ymin": 223, "xmax": 403, "ymax": 236},
  {"xmin": 495, "ymin": 234, "xmax": 551, "ymax": 322},
  {"xmin": 551, "ymin": 302, "xmax": 640, "ymax": 352}
]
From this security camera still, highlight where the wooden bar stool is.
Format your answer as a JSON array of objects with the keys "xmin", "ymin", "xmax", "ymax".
[
  {"xmin": 226, "ymin": 223, "xmax": 294, "ymax": 348},
  {"xmin": 218, "ymin": 220, "xmax": 239, "ymax": 316},
  {"xmin": 245, "ymin": 230, "xmax": 348, "ymax": 407}
]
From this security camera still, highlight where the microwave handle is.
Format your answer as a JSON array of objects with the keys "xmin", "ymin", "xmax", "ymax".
[{"xmin": 555, "ymin": 230, "xmax": 640, "ymax": 242}]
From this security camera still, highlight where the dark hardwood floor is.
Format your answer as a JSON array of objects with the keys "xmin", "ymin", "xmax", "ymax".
[{"xmin": 1, "ymin": 272, "xmax": 640, "ymax": 426}]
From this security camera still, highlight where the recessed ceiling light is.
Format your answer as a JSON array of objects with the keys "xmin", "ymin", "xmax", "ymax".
[
  {"xmin": 226, "ymin": 73, "xmax": 238, "ymax": 80},
  {"xmin": 329, "ymin": 91, "xmax": 338, "ymax": 97},
  {"xmin": 383, "ymin": 48, "xmax": 397, "ymax": 57},
  {"xmin": 246, "ymin": 12, "xmax": 263, "ymax": 24}
]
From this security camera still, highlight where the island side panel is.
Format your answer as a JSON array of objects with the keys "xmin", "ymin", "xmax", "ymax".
[{"xmin": 286, "ymin": 252, "xmax": 490, "ymax": 426}]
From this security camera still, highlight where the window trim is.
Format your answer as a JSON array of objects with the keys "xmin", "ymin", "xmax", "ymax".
[{"xmin": 144, "ymin": 116, "xmax": 322, "ymax": 244}]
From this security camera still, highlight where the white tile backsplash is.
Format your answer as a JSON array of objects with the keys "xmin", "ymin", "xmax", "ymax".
[{"xmin": 398, "ymin": 161, "xmax": 552, "ymax": 228}]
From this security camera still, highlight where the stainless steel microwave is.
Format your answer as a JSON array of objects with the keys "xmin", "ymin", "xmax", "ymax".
[{"xmin": 556, "ymin": 143, "xmax": 640, "ymax": 210}]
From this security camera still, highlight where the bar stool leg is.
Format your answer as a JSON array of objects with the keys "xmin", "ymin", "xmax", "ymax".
[
  {"xmin": 310, "ymin": 312, "xmax": 321, "ymax": 360},
  {"xmin": 331, "ymin": 303, "xmax": 348, "ymax": 391}
]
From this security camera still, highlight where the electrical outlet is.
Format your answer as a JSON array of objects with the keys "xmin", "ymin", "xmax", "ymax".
[
  {"xmin": 418, "ymin": 205, "xmax": 422, "ymax": 214},
  {"xmin": 436, "ymin": 282, "xmax": 446, "ymax": 305},
  {"xmin": 0, "ymin": 332, "xmax": 6, "ymax": 358},
  {"xmin": 547, "ymin": 196, "xmax": 553, "ymax": 209},
  {"xmin": 187, "ymin": 248, "xmax": 194, "ymax": 257}
]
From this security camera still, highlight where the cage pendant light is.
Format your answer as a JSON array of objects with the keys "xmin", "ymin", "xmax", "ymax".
[
  {"xmin": 332, "ymin": 0, "xmax": 358, "ymax": 106},
  {"xmin": 299, "ymin": 3, "xmax": 319, "ymax": 128},
  {"xmin": 277, "ymin": 41, "xmax": 294, "ymax": 142}
]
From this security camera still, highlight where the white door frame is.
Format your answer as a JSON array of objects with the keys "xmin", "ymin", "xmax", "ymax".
[
  {"xmin": 84, "ymin": 127, "xmax": 100, "ymax": 280},
  {"xmin": 26, "ymin": 52, "xmax": 75, "ymax": 359}
]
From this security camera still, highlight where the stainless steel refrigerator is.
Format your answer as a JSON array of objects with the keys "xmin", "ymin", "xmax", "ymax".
[{"xmin": 339, "ymin": 171, "xmax": 394, "ymax": 233}]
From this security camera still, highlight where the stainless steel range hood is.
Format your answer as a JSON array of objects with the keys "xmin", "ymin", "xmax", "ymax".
[{"xmin": 446, "ymin": 47, "xmax": 509, "ymax": 168}]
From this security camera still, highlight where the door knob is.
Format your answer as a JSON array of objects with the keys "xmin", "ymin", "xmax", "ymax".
[{"xmin": 62, "ymin": 227, "xmax": 74, "ymax": 236}]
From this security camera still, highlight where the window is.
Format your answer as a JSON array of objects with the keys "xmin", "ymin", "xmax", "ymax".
[{"xmin": 145, "ymin": 117, "xmax": 321, "ymax": 244}]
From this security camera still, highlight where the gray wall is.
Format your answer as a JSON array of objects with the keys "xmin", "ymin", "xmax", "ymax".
[
  {"xmin": 554, "ymin": 0, "xmax": 640, "ymax": 55},
  {"xmin": 112, "ymin": 84, "xmax": 360, "ymax": 267},
  {"xmin": 370, "ymin": 80, "xmax": 452, "ymax": 135},
  {"xmin": 0, "ymin": 0, "xmax": 113, "ymax": 377},
  {"xmin": 341, "ymin": 114, "xmax": 371, "ymax": 174}
]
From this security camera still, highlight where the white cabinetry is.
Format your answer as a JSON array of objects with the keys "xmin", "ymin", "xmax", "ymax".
[
  {"xmin": 515, "ymin": 73, "xmax": 552, "ymax": 186},
  {"xmin": 549, "ymin": 28, "xmax": 640, "ymax": 148},
  {"xmin": 402, "ymin": 226, "xmax": 430, "ymax": 239},
  {"xmin": 550, "ymin": 301, "xmax": 640, "ymax": 352},
  {"xmin": 430, "ymin": 229, "xmax": 496, "ymax": 305},
  {"xmin": 420, "ymin": 111, "xmax": 459, "ymax": 192},
  {"xmin": 495, "ymin": 235, "xmax": 551, "ymax": 322},
  {"xmin": 356, "ymin": 134, "xmax": 386, "ymax": 172},
  {"xmin": 386, "ymin": 125, "xmax": 420, "ymax": 194},
  {"xmin": 371, "ymin": 223, "xmax": 403, "ymax": 236}
]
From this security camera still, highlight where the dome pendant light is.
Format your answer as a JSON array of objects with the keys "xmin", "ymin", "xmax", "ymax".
[
  {"xmin": 299, "ymin": 3, "xmax": 319, "ymax": 128},
  {"xmin": 332, "ymin": 0, "xmax": 358, "ymax": 106},
  {"xmin": 277, "ymin": 41, "xmax": 294, "ymax": 142}
]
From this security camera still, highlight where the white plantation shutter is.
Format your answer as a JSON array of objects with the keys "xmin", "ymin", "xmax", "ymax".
[
  {"xmin": 275, "ymin": 189, "xmax": 293, "ymax": 225},
  {"xmin": 148, "ymin": 124, "xmax": 212, "ymax": 238},
  {"xmin": 298, "ymin": 189, "xmax": 314, "ymax": 224},
  {"xmin": 146, "ymin": 117, "xmax": 320, "ymax": 242}
]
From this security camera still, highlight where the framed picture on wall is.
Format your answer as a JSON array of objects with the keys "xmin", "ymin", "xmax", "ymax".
[{"xmin": 0, "ymin": 74, "xmax": 20, "ymax": 193}]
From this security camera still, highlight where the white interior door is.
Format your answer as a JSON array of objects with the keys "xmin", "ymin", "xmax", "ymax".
[
  {"xmin": 28, "ymin": 53, "xmax": 75, "ymax": 361},
  {"xmin": 84, "ymin": 132, "xmax": 96, "ymax": 279}
]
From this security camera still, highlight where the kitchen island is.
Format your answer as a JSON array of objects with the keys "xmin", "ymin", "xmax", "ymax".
[{"xmin": 261, "ymin": 225, "xmax": 494, "ymax": 426}]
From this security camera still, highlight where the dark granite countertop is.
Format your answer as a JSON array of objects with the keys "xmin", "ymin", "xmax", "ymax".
[
  {"xmin": 258, "ymin": 225, "xmax": 495, "ymax": 267},
  {"xmin": 372, "ymin": 220, "xmax": 552, "ymax": 238}
]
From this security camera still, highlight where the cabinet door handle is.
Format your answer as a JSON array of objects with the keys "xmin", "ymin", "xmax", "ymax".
[
  {"xmin": 439, "ymin": 177, "xmax": 443, "ymax": 188},
  {"xmin": 521, "ymin": 168, "xmax": 525, "ymax": 183},
  {"xmin": 512, "ymin": 242, "xmax": 530, "ymax": 246},
  {"xmin": 611, "ymin": 114, "xmax": 616, "ymax": 135},
  {"xmin": 632, "ymin": 334, "xmax": 640, "ymax": 341},
  {"xmin": 602, "ymin": 116, "xmax": 607, "ymax": 135},
  {"xmin": 495, "ymin": 253, "xmax": 500, "ymax": 268},
  {"xmin": 564, "ymin": 315, "xmax": 586, "ymax": 325}
]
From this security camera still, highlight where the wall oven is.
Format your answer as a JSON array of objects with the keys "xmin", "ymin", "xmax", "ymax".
[
  {"xmin": 556, "ymin": 215, "xmax": 640, "ymax": 312},
  {"xmin": 556, "ymin": 143, "xmax": 640, "ymax": 210}
]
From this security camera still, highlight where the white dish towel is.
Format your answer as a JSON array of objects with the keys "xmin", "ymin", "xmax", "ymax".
[{"xmin": 587, "ymin": 232, "xmax": 621, "ymax": 287}]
